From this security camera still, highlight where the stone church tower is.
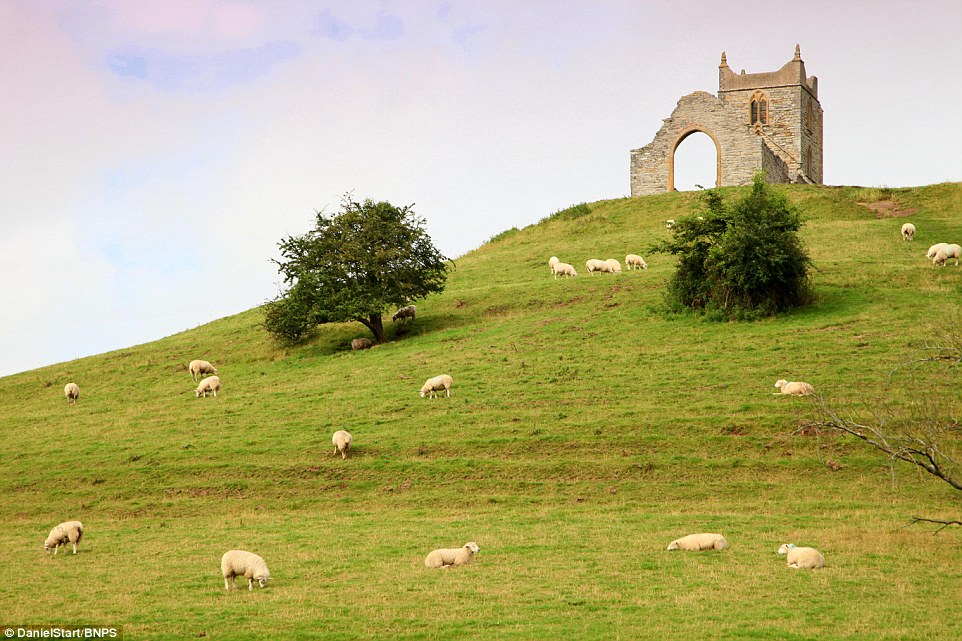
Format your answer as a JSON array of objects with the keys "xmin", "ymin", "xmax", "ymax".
[{"xmin": 630, "ymin": 46, "xmax": 823, "ymax": 196}]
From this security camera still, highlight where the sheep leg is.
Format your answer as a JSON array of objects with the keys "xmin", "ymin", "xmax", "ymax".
[
  {"xmin": 445, "ymin": 388, "xmax": 450, "ymax": 397},
  {"xmin": 248, "ymin": 578, "xmax": 254, "ymax": 590},
  {"xmin": 341, "ymin": 450, "xmax": 347, "ymax": 460},
  {"xmin": 54, "ymin": 545, "xmax": 59, "ymax": 556},
  {"xmin": 72, "ymin": 542, "xmax": 78, "ymax": 554}
]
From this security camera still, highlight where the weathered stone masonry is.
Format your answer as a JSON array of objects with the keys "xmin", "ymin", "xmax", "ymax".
[{"xmin": 630, "ymin": 46, "xmax": 823, "ymax": 196}]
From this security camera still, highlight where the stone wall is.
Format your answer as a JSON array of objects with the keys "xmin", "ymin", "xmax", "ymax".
[{"xmin": 630, "ymin": 47, "xmax": 823, "ymax": 196}]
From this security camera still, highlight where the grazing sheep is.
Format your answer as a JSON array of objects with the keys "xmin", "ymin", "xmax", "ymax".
[
  {"xmin": 665, "ymin": 219, "xmax": 676, "ymax": 229},
  {"xmin": 195, "ymin": 375, "xmax": 221, "ymax": 398},
  {"xmin": 425, "ymin": 542, "xmax": 480, "ymax": 568},
  {"xmin": 586, "ymin": 259, "xmax": 612, "ymax": 274},
  {"xmin": 777, "ymin": 543, "xmax": 825, "ymax": 569},
  {"xmin": 933, "ymin": 243, "xmax": 961, "ymax": 267},
  {"xmin": 926, "ymin": 243, "xmax": 949, "ymax": 260},
  {"xmin": 548, "ymin": 256, "xmax": 560, "ymax": 274},
  {"xmin": 188, "ymin": 360, "xmax": 218, "ymax": 382},
  {"xmin": 64, "ymin": 383, "xmax": 80, "ymax": 404},
  {"xmin": 553, "ymin": 262, "xmax": 577, "ymax": 278},
  {"xmin": 605, "ymin": 258, "xmax": 622, "ymax": 273},
  {"xmin": 625, "ymin": 254, "xmax": 648, "ymax": 270},
  {"xmin": 420, "ymin": 374, "xmax": 453, "ymax": 399},
  {"xmin": 901, "ymin": 222, "xmax": 916, "ymax": 241},
  {"xmin": 332, "ymin": 430, "xmax": 352, "ymax": 459},
  {"xmin": 351, "ymin": 338, "xmax": 373, "ymax": 350},
  {"xmin": 221, "ymin": 550, "xmax": 271, "ymax": 590},
  {"xmin": 774, "ymin": 379, "xmax": 815, "ymax": 396},
  {"xmin": 666, "ymin": 533, "xmax": 729, "ymax": 551},
  {"xmin": 44, "ymin": 520, "xmax": 84, "ymax": 555},
  {"xmin": 392, "ymin": 305, "xmax": 417, "ymax": 323}
]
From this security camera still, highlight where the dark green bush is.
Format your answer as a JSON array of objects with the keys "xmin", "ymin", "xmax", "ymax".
[{"xmin": 653, "ymin": 174, "xmax": 813, "ymax": 319}]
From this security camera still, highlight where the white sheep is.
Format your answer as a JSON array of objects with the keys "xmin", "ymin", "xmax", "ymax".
[
  {"xmin": 625, "ymin": 254, "xmax": 648, "ymax": 270},
  {"xmin": 901, "ymin": 222, "xmax": 916, "ymax": 241},
  {"xmin": 424, "ymin": 542, "xmax": 480, "ymax": 568},
  {"xmin": 64, "ymin": 383, "xmax": 80, "ymax": 404},
  {"xmin": 332, "ymin": 430, "xmax": 352, "ymax": 459},
  {"xmin": 548, "ymin": 256, "xmax": 560, "ymax": 275},
  {"xmin": 392, "ymin": 305, "xmax": 417, "ymax": 323},
  {"xmin": 351, "ymin": 338, "xmax": 373, "ymax": 350},
  {"xmin": 585, "ymin": 259, "xmax": 612, "ymax": 274},
  {"xmin": 553, "ymin": 262, "xmax": 577, "ymax": 278},
  {"xmin": 777, "ymin": 543, "xmax": 825, "ymax": 569},
  {"xmin": 926, "ymin": 243, "xmax": 948, "ymax": 260},
  {"xmin": 666, "ymin": 533, "xmax": 729, "ymax": 551},
  {"xmin": 221, "ymin": 550, "xmax": 271, "ymax": 590},
  {"xmin": 188, "ymin": 360, "xmax": 218, "ymax": 381},
  {"xmin": 44, "ymin": 520, "xmax": 84, "ymax": 555},
  {"xmin": 665, "ymin": 219, "xmax": 676, "ymax": 229},
  {"xmin": 605, "ymin": 258, "xmax": 622, "ymax": 273},
  {"xmin": 420, "ymin": 374, "xmax": 453, "ymax": 398},
  {"xmin": 196, "ymin": 375, "xmax": 221, "ymax": 398},
  {"xmin": 933, "ymin": 243, "xmax": 961, "ymax": 267},
  {"xmin": 774, "ymin": 379, "xmax": 815, "ymax": 396}
]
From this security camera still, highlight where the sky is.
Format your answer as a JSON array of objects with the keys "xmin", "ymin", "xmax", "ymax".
[{"xmin": 1, "ymin": 0, "xmax": 960, "ymax": 377}]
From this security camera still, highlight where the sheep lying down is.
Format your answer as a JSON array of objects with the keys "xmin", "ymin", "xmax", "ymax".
[
  {"xmin": 425, "ymin": 542, "xmax": 480, "ymax": 568},
  {"xmin": 667, "ymin": 533, "xmax": 729, "ymax": 551}
]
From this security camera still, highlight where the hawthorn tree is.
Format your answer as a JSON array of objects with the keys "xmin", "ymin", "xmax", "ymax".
[
  {"xmin": 264, "ymin": 196, "xmax": 450, "ymax": 344},
  {"xmin": 652, "ymin": 174, "xmax": 813, "ymax": 319}
]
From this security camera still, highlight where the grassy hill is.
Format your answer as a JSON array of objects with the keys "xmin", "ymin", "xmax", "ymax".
[{"xmin": 1, "ymin": 183, "xmax": 960, "ymax": 640}]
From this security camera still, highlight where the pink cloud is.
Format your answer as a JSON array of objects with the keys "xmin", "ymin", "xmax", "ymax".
[{"xmin": 93, "ymin": 0, "xmax": 262, "ymax": 40}]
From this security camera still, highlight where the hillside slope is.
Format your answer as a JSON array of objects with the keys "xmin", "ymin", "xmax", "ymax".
[{"xmin": 1, "ymin": 183, "xmax": 960, "ymax": 640}]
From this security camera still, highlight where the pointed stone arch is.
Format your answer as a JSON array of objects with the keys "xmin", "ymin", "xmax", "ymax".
[{"xmin": 668, "ymin": 126, "xmax": 722, "ymax": 192}]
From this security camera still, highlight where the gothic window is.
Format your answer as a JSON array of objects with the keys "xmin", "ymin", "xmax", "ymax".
[
  {"xmin": 806, "ymin": 101, "xmax": 814, "ymax": 132},
  {"xmin": 750, "ymin": 92, "xmax": 769, "ymax": 125}
]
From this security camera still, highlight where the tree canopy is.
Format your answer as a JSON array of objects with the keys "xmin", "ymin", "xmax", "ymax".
[
  {"xmin": 652, "ymin": 174, "xmax": 813, "ymax": 319},
  {"xmin": 264, "ymin": 196, "xmax": 450, "ymax": 344}
]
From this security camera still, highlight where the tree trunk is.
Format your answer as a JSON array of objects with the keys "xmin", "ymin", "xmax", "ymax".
[{"xmin": 358, "ymin": 314, "xmax": 386, "ymax": 344}]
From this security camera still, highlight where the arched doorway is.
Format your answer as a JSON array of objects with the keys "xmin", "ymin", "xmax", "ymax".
[{"xmin": 668, "ymin": 127, "xmax": 721, "ymax": 191}]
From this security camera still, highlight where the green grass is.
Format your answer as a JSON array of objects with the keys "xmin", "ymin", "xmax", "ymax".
[{"xmin": 1, "ymin": 183, "xmax": 961, "ymax": 640}]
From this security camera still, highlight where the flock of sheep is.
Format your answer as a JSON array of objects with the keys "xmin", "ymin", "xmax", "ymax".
[
  {"xmin": 903, "ymin": 222, "xmax": 960, "ymax": 267},
  {"xmin": 548, "ymin": 254, "xmax": 649, "ymax": 279},
  {"xmin": 47, "ymin": 216, "xmax": 953, "ymax": 592}
]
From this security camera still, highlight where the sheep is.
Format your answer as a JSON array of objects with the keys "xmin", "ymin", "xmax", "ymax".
[
  {"xmin": 392, "ymin": 305, "xmax": 417, "ymax": 323},
  {"xmin": 605, "ymin": 258, "xmax": 622, "ymax": 273},
  {"xmin": 195, "ymin": 375, "xmax": 221, "ymax": 398},
  {"xmin": 351, "ymin": 338, "xmax": 373, "ymax": 350},
  {"xmin": 933, "ymin": 243, "xmax": 961, "ymax": 267},
  {"xmin": 625, "ymin": 254, "xmax": 648, "ymax": 270},
  {"xmin": 666, "ymin": 533, "xmax": 729, "ymax": 551},
  {"xmin": 926, "ymin": 243, "xmax": 948, "ymax": 260},
  {"xmin": 901, "ymin": 222, "xmax": 916, "ymax": 241},
  {"xmin": 332, "ymin": 430, "xmax": 352, "ymax": 459},
  {"xmin": 585, "ymin": 259, "xmax": 612, "ymax": 274},
  {"xmin": 44, "ymin": 520, "xmax": 84, "ymax": 555},
  {"xmin": 777, "ymin": 543, "xmax": 825, "ymax": 569},
  {"xmin": 64, "ymin": 383, "xmax": 80, "ymax": 404},
  {"xmin": 420, "ymin": 374, "xmax": 453, "ymax": 398},
  {"xmin": 188, "ymin": 360, "xmax": 218, "ymax": 382},
  {"xmin": 774, "ymin": 379, "xmax": 815, "ymax": 396},
  {"xmin": 553, "ymin": 262, "xmax": 577, "ymax": 278},
  {"xmin": 221, "ymin": 550, "xmax": 271, "ymax": 590},
  {"xmin": 424, "ymin": 542, "xmax": 480, "ymax": 568},
  {"xmin": 665, "ymin": 219, "xmax": 676, "ymax": 229},
  {"xmin": 548, "ymin": 256, "xmax": 560, "ymax": 274}
]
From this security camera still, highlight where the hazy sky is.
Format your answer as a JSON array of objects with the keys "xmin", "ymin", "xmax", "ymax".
[{"xmin": 2, "ymin": 0, "xmax": 960, "ymax": 377}]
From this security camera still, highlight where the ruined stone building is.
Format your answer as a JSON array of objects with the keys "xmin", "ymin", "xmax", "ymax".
[{"xmin": 630, "ymin": 46, "xmax": 823, "ymax": 196}]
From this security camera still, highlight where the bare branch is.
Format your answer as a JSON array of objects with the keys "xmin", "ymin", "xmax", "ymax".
[{"xmin": 899, "ymin": 516, "xmax": 962, "ymax": 534}]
